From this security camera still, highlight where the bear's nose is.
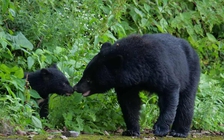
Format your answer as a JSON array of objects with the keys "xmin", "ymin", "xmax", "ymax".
[{"xmin": 73, "ymin": 85, "xmax": 77, "ymax": 91}]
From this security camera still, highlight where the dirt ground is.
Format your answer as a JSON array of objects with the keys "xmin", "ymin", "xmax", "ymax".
[{"xmin": 0, "ymin": 129, "xmax": 223, "ymax": 140}]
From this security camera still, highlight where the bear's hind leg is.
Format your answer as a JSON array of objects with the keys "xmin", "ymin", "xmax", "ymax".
[
  {"xmin": 170, "ymin": 87, "xmax": 197, "ymax": 138},
  {"xmin": 153, "ymin": 86, "xmax": 180, "ymax": 137},
  {"xmin": 116, "ymin": 88, "xmax": 141, "ymax": 137}
]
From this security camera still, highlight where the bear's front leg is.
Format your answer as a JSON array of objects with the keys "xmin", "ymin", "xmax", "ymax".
[
  {"xmin": 115, "ymin": 88, "xmax": 141, "ymax": 137},
  {"xmin": 39, "ymin": 98, "xmax": 49, "ymax": 118},
  {"xmin": 153, "ymin": 87, "xmax": 180, "ymax": 137}
]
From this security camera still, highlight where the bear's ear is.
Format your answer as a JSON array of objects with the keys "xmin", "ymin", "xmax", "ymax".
[
  {"xmin": 100, "ymin": 42, "xmax": 112, "ymax": 51},
  {"xmin": 50, "ymin": 63, "xmax": 58, "ymax": 69},
  {"xmin": 105, "ymin": 55, "xmax": 123, "ymax": 69},
  {"xmin": 40, "ymin": 69, "xmax": 51, "ymax": 80}
]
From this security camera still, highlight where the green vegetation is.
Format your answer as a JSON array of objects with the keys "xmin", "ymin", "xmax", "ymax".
[
  {"xmin": 1, "ymin": 134, "xmax": 224, "ymax": 140},
  {"xmin": 0, "ymin": 0, "xmax": 223, "ymax": 136}
]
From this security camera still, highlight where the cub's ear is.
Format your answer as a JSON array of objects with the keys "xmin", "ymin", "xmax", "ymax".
[
  {"xmin": 105, "ymin": 55, "xmax": 123, "ymax": 69},
  {"xmin": 100, "ymin": 42, "xmax": 112, "ymax": 51},
  {"xmin": 50, "ymin": 63, "xmax": 58, "ymax": 69},
  {"xmin": 40, "ymin": 69, "xmax": 51, "ymax": 80}
]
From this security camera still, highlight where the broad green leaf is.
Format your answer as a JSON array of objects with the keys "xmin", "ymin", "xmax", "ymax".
[
  {"xmin": 3, "ymin": 83, "xmax": 16, "ymax": 98},
  {"xmin": 194, "ymin": 24, "xmax": 203, "ymax": 36},
  {"xmin": 163, "ymin": 0, "xmax": 168, "ymax": 6},
  {"xmin": 143, "ymin": 4, "xmax": 150, "ymax": 12},
  {"xmin": 9, "ymin": 8, "xmax": 16, "ymax": 17},
  {"xmin": 27, "ymin": 56, "xmax": 35, "ymax": 69},
  {"xmin": 158, "ymin": 6, "xmax": 163, "ymax": 12},
  {"xmin": 93, "ymin": 35, "xmax": 99, "ymax": 48},
  {"xmin": 15, "ymin": 32, "xmax": 33, "ymax": 50},
  {"xmin": 14, "ymin": 67, "xmax": 24, "ymax": 78},
  {"xmin": 129, "ymin": 7, "xmax": 138, "ymax": 22},
  {"xmin": 155, "ymin": 24, "xmax": 163, "ymax": 32},
  {"xmin": 17, "ymin": 91, "xmax": 25, "ymax": 103},
  {"xmin": 0, "ymin": 47, "xmax": 13, "ymax": 59},
  {"xmin": 134, "ymin": 8, "xmax": 144, "ymax": 18},
  {"xmin": 0, "ymin": 64, "xmax": 10, "ymax": 73},
  {"xmin": 75, "ymin": 61, "xmax": 84, "ymax": 69},
  {"xmin": 89, "ymin": 113, "xmax": 96, "ymax": 121},
  {"xmin": 206, "ymin": 33, "xmax": 217, "ymax": 42},
  {"xmin": 107, "ymin": 15, "xmax": 114, "ymax": 25},
  {"xmin": 71, "ymin": 44, "xmax": 78, "ymax": 54},
  {"xmin": 141, "ymin": 18, "xmax": 148, "ymax": 27},
  {"xmin": 105, "ymin": 31, "xmax": 117, "ymax": 41},
  {"xmin": 0, "ymin": 40, "xmax": 7, "ymax": 49},
  {"xmin": 72, "ymin": 94, "xmax": 83, "ymax": 103},
  {"xmin": 0, "ymin": 31, "xmax": 6, "ymax": 39},
  {"xmin": 116, "ymin": 23, "xmax": 126, "ymax": 37},
  {"xmin": 30, "ymin": 89, "xmax": 41, "ymax": 99},
  {"xmin": 2, "ymin": 0, "xmax": 9, "ymax": 13},
  {"xmin": 76, "ymin": 116, "xmax": 84, "ymax": 131},
  {"xmin": 35, "ymin": 49, "xmax": 44, "ymax": 55},
  {"xmin": 133, "ymin": 0, "xmax": 138, "ymax": 6},
  {"xmin": 160, "ymin": 18, "xmax": 168, "ymax": 32},
  {"xmin": 11, "ymin": 65, "xmax": 20, "ymax": 72},
  {"xmin": 7, "ymin": 32, "xmax": 33, "ymax": 50},
  {"xmin": 54, "ymin": 47, "xmax": 63, "ymax": 54},
  {"xmin": 32, "ymin": 116, "xmax": 42, "ymax": 129}
]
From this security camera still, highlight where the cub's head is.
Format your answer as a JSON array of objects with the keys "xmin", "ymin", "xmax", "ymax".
[
  {"xmin": 41, "ymin": 64, "xmax": 74, "ymax": 96},
  {"xmin": 28, "ymin": 64, "xmax": 74, "ymax": 98}
]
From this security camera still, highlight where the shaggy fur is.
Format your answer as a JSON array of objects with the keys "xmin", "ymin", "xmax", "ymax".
[
  {"xmin": 74, "ymin": 33, "xmax": 200, "ymax": 137},
  {"xmin": 25, "ymin": 64, "xmax": 73, "ymax": 118}
]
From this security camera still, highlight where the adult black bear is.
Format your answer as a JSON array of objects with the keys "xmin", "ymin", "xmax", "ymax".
[
  {"xmin": 74, "ymin": 33, "xmax": 200, "ymax": 137},
  {"xmin": 25, "ymin": 64, "xmax": 74, "ymax": 118}
]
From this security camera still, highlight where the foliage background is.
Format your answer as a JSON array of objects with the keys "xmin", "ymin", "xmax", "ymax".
[{"xmin": 0, "ymin": 0, "xmax": 224, "ymax": 134}]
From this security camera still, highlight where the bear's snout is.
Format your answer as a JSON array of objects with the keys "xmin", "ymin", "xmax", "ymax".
[
  {"xmin": 73, "ymin": 84, "xmax": 84, "ymax": 93},
  {"xmin": 73, "ymin": 85, "xmax": 77, "ymax": 91}
]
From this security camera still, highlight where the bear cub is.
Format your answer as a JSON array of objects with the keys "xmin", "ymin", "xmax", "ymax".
[
  {"xmin": 74, "ymin": 33, "xmax": 200, "ymax": 137},
  {"xmin": 25, "ymin": 64, "xmax": 73, "ymax": 118}
]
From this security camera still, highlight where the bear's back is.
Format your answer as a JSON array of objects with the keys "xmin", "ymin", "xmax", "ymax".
[{"xmin": 111, "ymin": 33, "xmax": 198, "ymax": 89}]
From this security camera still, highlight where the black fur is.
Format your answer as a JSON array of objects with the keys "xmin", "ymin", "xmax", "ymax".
[
  {"xmin": 25, "ymin": 64, "xmax": 73, "ymax": 118},
  {"xmin": 74, "ymin": 33, "xmax": 200, "ymax": 137}
]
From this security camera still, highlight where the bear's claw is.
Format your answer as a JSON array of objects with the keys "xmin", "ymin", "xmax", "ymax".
[{"xmin": 122, "ymin": 130, "xmax": 140, "ymax": 137}]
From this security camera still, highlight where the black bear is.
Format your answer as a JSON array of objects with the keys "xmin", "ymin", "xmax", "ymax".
[
  {"xmin": 25, "ymin": 64, "xmax": 74, "ymax": 118},
  {"xmin": 74, "ymin": 33, "xmax": 200, "ymax": 138}
]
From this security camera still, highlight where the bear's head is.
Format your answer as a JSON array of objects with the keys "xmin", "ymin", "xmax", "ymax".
[
  {"xmin": 27, "ymin": 64, "xmax": 74, "ymax": 99},
  {"xmin": 74, "ymin": 42, "xmax": 123, "ymax": 96}
]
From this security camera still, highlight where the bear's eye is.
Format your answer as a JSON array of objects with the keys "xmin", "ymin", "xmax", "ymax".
[
  {"xmin": 62, "ymin": 82, "xmax": 67, "ymax": 86},
  {"xmin": 86, "ymin": 79, "xmax": 92, "ymax": 84}
]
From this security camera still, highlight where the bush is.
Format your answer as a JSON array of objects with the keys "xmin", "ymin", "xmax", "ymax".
[
  {"xmin": 194, "ymin": 74, "xmax": 224, "ymax": 131},
  {"xmin": 0, "ymin": 0, "xmax": 223, "ymax": 134}
]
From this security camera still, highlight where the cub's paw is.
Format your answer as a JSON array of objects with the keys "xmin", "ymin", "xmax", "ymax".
[
  {"xmin": 122, "ymin": 130, "xmax": 140, "ymax": 137},
  {"xmin": 169, "ymin": 130, "xmax": 188, "ymax": 138},
  {"xmin": 153, "ymin": 123, "xmax": 169, "ymax": 137}
]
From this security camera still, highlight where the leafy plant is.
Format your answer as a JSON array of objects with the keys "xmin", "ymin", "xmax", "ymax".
[
  {"xmin": 0, "ymin": 64, "xmax": 42, "ymax": 133},
  {"xmin": 0, "ymin": 94, "xmax": 42, "ymax": 134},
  {"xmin": 49, "ymin": 91, "xmax": 124, "ymax": 134},
  {"xmin": 0, "ymin": 0, "xmax": 224, "ymax": 135},
  {"xmin": 193, "ymin": 74, "xmax": 224, "ymax": 131}
]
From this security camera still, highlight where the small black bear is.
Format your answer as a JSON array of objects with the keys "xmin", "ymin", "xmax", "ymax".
[
  {"xmin": 74, "ymin": 33, "xmax": 200, "ymax": 137},
  {"xmin": 25, "ymin": 64, "xmax": 74, "ymax": 118}
]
